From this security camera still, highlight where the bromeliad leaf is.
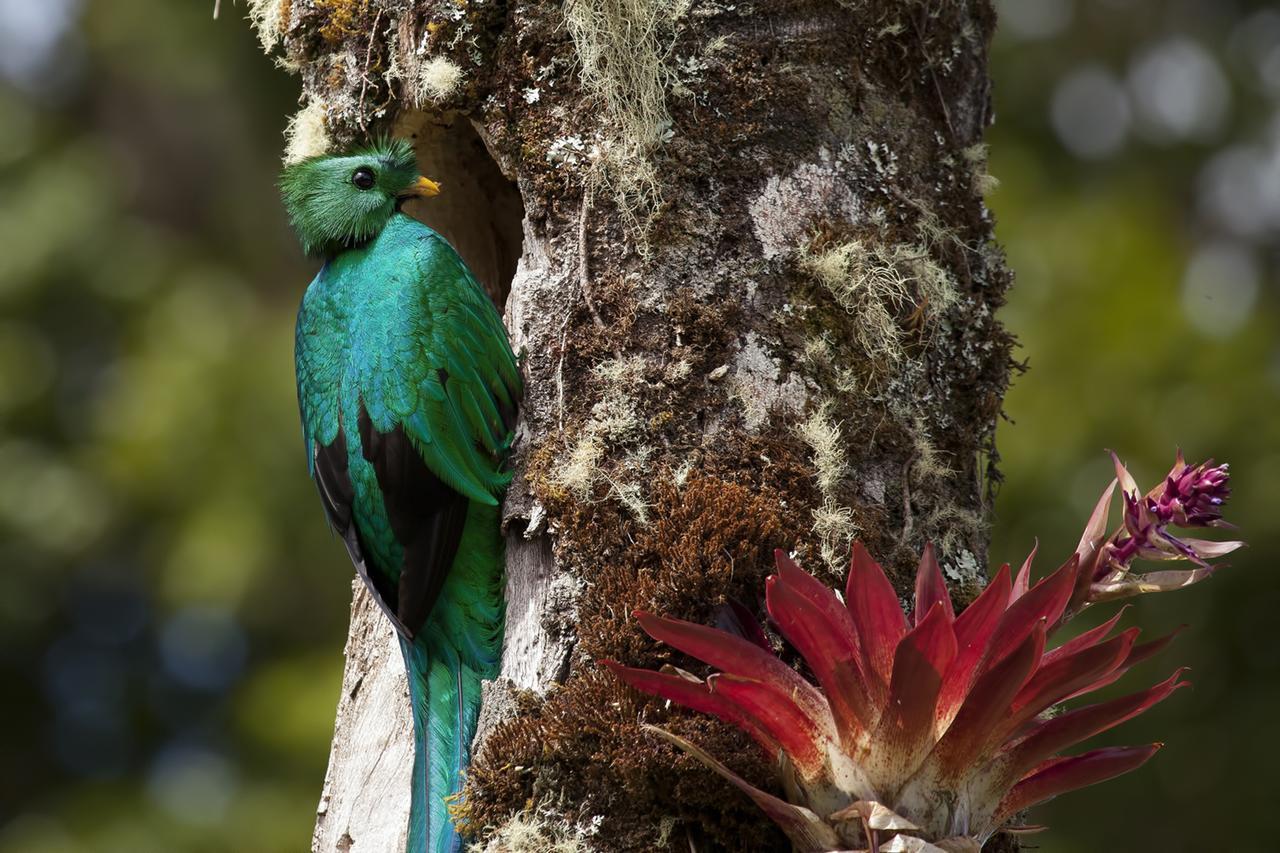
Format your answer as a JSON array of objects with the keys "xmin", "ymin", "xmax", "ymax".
[{"xmin": 605, "ymin": 545, "xmax": 1189, "ymax": 849}]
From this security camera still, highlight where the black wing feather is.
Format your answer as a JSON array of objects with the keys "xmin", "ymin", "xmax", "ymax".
[
  {"xmin": 313, "ymin": 426, "xmax": 415, "ymax": 636},
  {"xmin": 312, "ymin": 407, "xmax": 472, "ymax": 640},
  {"xmin": 357, "ymin": 403, "xmax": 470, "ymax": 637}
]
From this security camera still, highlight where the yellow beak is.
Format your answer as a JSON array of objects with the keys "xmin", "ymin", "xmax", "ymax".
[{"xmin": 400, "ymin": 176, "xmax": 442, "ymax": 200}]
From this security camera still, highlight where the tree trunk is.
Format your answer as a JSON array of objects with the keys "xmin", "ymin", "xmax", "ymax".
[{"xmin": 255, "ymin": 1, "xmax": 1012, "ymax": 850}]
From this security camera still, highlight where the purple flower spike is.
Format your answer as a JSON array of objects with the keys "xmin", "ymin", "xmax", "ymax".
[
  {"xmin": 1158, "ymin": 451, "xmax": 1231, "ymax": 528},
  {"xmin": 1074, "ymin": 452, "xmax": 1243, "ymax": 607}
]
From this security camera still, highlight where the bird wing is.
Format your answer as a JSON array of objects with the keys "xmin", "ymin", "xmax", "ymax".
[{"xmin": 366, "ymin": 231, "xmax": 522, "ymax": 507}]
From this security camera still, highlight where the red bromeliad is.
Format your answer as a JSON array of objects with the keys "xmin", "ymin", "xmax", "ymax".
[{"xmin": 604, "ymin": 454, "xmax": 1238, "ymax": 851}]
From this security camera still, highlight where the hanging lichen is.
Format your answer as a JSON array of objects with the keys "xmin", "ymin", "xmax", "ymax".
[{"xmin": 563, "ymin": 0, "xmax": 682, "ymax": 226}]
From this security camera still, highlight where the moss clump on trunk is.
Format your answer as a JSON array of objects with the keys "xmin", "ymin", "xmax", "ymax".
[{"xmin": 466, "ymin": 473, "xmax": 802, "ymax": 851}]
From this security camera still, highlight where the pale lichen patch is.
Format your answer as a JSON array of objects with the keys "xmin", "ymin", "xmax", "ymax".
[
  {"xmin": 799, "ymin": 402, "xmax": 858, "ymax": 571},
  {"xmin": 799, "ymin": 237, "xmax": 958, "ymax": 365},
  {"xmin": 927, "ymin": 506, "xmax": 985, "ymax": 564},
  {"xmin": 551, "ymin": 357, "xmax": 653, "ymax": 519},
  {"xmin": 415, "ymin": 56, "xmax": 463, "ymax": 104},
  {"xmin": 663, "ymin": 358, "xmax": 691, "ymax": 383},
  {"xmin": 563, "ymin": 0, "xmax": 682, "ymax": 225},
  {"xmin": 962, "ymin": 143, "xmax": 999, "ymax": 196},
  {"xmin": 813, "ymin": 498, "xmax": 858, "ymax": 572},
  {"xmin": 727, "ymin": 332, "xmax": 808, "ymax": 431},
  {"xmin": 798, "ymin": 402, "xmax": 847, "ymax": 496},
  {"xmin": 247, "ymin": 0, "xmax": 287, "ymax": 52},
  {"xmin": 749, "ymin": 148, "xmax": 861, "ymax": 260},
  {"xmin": 481, "ymin": 810, "xmax": 600, "ymax": 853},
  {"xmin": 592, "ymin": 355, "xmax": 649, "ymax": 386},
  {"xmin": 283, "ymin": 98, "xmax": 332, "ymax": 164},
  {"xmin": 909, "ymin": 416, "xmax": 953, "ymax": 484},
  {"xmin": 943, "ymin": 548, "xmax": 982, "ymax": 586},
  {"xmin": 554, "ymin": 391, "xmax": 640, "ymax": 500}
]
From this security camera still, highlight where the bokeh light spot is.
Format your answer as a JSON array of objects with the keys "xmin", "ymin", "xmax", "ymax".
[
  {"xmin": 1180, "ymin": 241, "xmax": 1260, "ymax": 339},
  {"xmin": 1051, "ymin": 65, "xmax": 1131, "ymax": 159},
  {"xmin": 158, "ymin": 606, "xmax": 247, "ymax": 692},
  {"xmin": 0, "ymin": 0, "xmax": 83, "ymax": 92},
  {"xmin": 0, "ymin": 442, "xmax": 109, "ymax": 553},
  {"xmin": 1127, "ymin": 37, "xmax": 1229, "ymax": 143},
  {"xmin": 1197, "ymin": 134, "xmax": 1280, "ymax": 239},
  {"xmin": 146, "ymin": 744, "xmax": 236, "ymax": 826}
]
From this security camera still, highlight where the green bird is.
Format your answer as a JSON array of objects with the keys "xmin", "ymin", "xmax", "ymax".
[{"xmin": 281, "ymin": 138, "xmax": 520, "ymax": 853}]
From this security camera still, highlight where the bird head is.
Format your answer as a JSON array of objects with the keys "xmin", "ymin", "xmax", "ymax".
[{"xmin": 279, "ymin": 137, "xmax": 441, "ymax": 256}]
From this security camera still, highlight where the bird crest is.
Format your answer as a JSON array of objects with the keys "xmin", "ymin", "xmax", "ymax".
[{"xmin": 279, "ymin": 137, "xmax": 440, "ymax": 256}]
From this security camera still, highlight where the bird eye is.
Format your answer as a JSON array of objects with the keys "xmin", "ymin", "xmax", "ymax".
[{"xmin": 352, "ymin": 167, "xmax": 376, "ymax": 190}]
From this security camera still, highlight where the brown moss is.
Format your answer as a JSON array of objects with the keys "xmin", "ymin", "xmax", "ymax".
[
  {"xmin": 467, "ymin": 471, "xmax": 808, "ymax": 850},
  {"xmin": 314, "ymin": 0, "xmax": 372, "ymax": 46},
  {"xmin": 666, "ymin": 291, "xmax": 739, "ymax": 357},
  {"xmin": 566, "ymin": 271, "xmax": 639, "ymax": 362},
  {"xmin": 467, "ymin": 669, "xmax": 786, "ymax": 852},
  {"xmin": 578, "ymin": 474, "xmax": 790, "ymax": 665}
]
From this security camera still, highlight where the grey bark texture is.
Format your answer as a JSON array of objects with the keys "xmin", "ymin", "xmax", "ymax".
[{"xmin": 253, "ymin": 1, "xmax": 1014, "ymax": 851}]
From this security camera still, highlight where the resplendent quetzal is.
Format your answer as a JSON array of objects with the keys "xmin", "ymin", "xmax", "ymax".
[{"xmin": 281, "ymin": 138, "xmax": 519, "ymax": 853}]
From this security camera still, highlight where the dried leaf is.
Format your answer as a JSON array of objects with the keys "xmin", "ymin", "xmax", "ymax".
[
  {"xmin": 644, "ymin": 724, "xmax": 843, "ymax": 852},
  {"xmin": 828, "ymin": 800, "xmax": 919, "ymax": 831}
]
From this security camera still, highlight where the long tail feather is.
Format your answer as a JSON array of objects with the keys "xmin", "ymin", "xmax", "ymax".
[
  {"xmin": 400, "ymin": 634, "xmax": 443, "ymax": 853},
  {"xmin": 400, "ymin": 634, "xmax": 480, "ymax": 853},
  {"xmin": 400, "ymin": 502, "xmax": 505, "ymax": 853}
]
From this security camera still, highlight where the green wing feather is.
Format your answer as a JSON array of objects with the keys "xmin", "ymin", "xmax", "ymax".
[
  {"xmin": 297, "ymin": 217, "xmax": 520, "ymax": 520},
  {"xmin": 377, "ymin": 231, "xmax": 518, "ymax": 506}
]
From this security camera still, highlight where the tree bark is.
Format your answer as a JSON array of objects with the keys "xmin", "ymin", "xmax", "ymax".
[{"xmin": 256, "ymin": 2, "xmax": 1012, "ymax": 850}]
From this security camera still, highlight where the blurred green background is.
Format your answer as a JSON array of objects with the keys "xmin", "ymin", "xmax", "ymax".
[{"xmin": 0, "ymin": 1, "xmax": 1273, "ymax": 851}]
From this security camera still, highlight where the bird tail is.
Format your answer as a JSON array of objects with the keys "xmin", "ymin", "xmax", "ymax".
[
  {"xmin": 400, "ymin": 503, "xmax": 505, "ymax": 853},
  {"xmin": 399, "ymin": 632, "xmax": 465, "ymax": 853}
]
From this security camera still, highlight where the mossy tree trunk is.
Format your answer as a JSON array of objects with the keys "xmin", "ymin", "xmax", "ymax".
[{"xmin": 257, "ymin": 1, "xmax": 1013, "ymax": 850}]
